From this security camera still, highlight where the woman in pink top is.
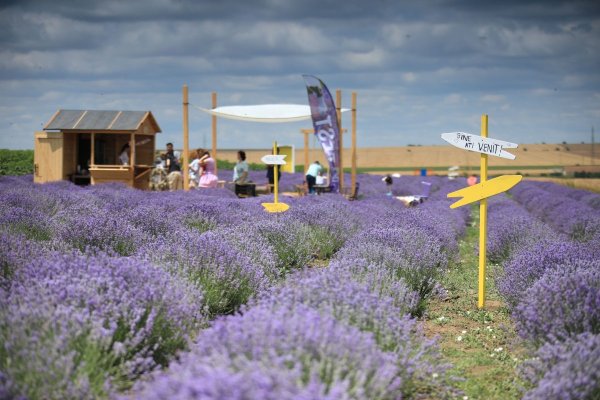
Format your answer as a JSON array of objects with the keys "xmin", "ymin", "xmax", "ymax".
[{"xmin": 197, "ymin": 148, "xmax": 219, "ymax": 188}]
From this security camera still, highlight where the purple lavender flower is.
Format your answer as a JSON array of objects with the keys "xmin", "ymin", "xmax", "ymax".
[
  {"xmin": 128, "ymin": 304, "xmax": 405, "ymax": 399},
  {"xmin": 487, "ymin": 195, "xmax": 556, "ymax": 263},
  {"xmin": 513, "ymin": 260, "xmax": 600, "ymax": 345},
  {"xmin": 0, "ymin": 252, "xmax": 204, "ymax": 399},
  {"xmin": 336, "ymin": 225, "xmax": 449, "ymax": 304},
  {"xmin": 252, "ymin": 265, "xmax": 457, "ymax": 398},
  {"xmin": 510, "ymin": 181, "xmax": 600, "ymax": 242},
  {"xmin": 497, "ymin": 240, "xmax": 599, "ymax": 310},
  {"xmin": 520, "ymin": 333, "xmax": 600, "ymax": 400}
]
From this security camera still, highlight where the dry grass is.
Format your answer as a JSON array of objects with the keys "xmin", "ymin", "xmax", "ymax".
[
  {"xmin": 527, "ymin": 177, "xmax": 600, "ymax": 193},
  {"xmin": 216, "ymin": 144, "xmax": 599, "ymax": 175}
]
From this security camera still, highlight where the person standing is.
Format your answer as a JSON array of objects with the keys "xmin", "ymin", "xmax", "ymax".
[
  {"xmin": 164, "ymin": 142, "xmax": 182, "ymax": 191},
  {"xmin": 467, "ymin": 174, "xmax": 478, "ymax": 186},
  {"xmin": 119, "ymin": 143, "xmax": 130, "ymax": 166},
  {"xmin": 306, "ymin": 161, "xmax": 323, "ymax": 194},
  {"xmin": 382, "ymin": 174, "xmax": 393, "ymax": 196},
  {"xmin": 188, "ymin": 149, "xmax": 201, "ymax": 189},
  {"xmin": 197, "ymin": 149, "xmax": 219, "ymax": 188}
]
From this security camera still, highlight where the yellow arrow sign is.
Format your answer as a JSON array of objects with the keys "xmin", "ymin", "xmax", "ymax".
[
  {"xmin": 261, "ymin": 202, "xmax": 290, "ymax": 213},
  {"xmin": 447, "ymin": 174, "xmax": 522, "ymax": 209}
]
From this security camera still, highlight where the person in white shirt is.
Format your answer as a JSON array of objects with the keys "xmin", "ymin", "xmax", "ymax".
[
  {"xmin": 119, "ymin": 143, "xmax": 130, "ymax": 165},
  {"xmin": 315, "ymin": 171, "xmax": 327, "ymax": 186},
  {"xmin": 188, "ymin": 150, "xmax": 201, "ymax": 189},
  {"xmin": 305, "ymin": 161, "xmax": 323, "ymax": 194},
  {"xmin": 233, "ymin": 150, "xmax": 249, "ymax": 183}
]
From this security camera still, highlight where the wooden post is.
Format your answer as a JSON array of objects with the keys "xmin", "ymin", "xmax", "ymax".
[
  {"xmin": 478, "ymin": 114, "xmax": 489, "ymax": 309},
  {"xmin": 351, "ymin": 92, "xmax": 357, "ymax": 198},
  {"xmin": 273, "ymin": 141, "xmax": 279, "ymax": 204},
  {"xmin": 183, "ymin": 84, "xmax": 190, "ymax": 191},
  {"xmin": 130, "ymin": 133, "xmax": 135, "ymax": 167},
  {"xmin": 91, "ymin": 132, "xmax": 95, "ymax": 166},
  {"xmin": 211, "ymin": 91, "xmax": 217, "ymax": 175},
  {"xmin": 336, "ymin": 89, "xmax": 344, "ymax": 191},
  {"xmin": 130, "ymin": 132, "xmax": 135, "ymax": 183},
  {"xmin": 301, "ymin": 129, "xmax": 311, "ymax": 175}
]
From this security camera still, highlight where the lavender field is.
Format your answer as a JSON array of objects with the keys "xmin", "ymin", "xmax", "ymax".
[{"xmin": 1, "ymin": 172, "xmax": 599, "ymax": 399}]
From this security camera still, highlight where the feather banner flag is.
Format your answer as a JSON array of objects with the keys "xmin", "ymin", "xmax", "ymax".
[{"xmin": 302, "ymin": 75, "xmax": 341, "ymax": 193}]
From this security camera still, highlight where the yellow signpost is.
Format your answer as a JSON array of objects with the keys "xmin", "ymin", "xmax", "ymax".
[
  {"xmin": 442, "ymin": 115, "xmax": 522, "ymax": 309},
  {"xmin": 261, "ymin": 142, "xmax": 290, "ymax": 213}
]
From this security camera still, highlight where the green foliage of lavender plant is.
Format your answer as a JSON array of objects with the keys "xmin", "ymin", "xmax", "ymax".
[
  {"xmin": 184, "ymin": 217, "xmax": 217, "ymax": 233},
  {"xmin": 256, "ymin": 220, "xmax": 314, "ymax": 274}
]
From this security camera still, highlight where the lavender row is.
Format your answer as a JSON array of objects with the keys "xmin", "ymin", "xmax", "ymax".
[
  {"xmin": 1, "ymin": 174, "xmax": 468, "ymax": 398},
  {"xmin": 126, "ymin": 197, "xmax": 468, "ymax": 399},
  {"xmin": 125, "ymin": 178, "xmax": 469, "ymax": 398},
  {"xmin": 510, "ymin": 180, "xmax": 600, "ymax": 242},
  {"xmin": 486, "ymin": 194, "xmax": 559, "ymax": 265},
  {"xmin": 487, "ymin": 181, "xmax": 600, "ymax": 398}
]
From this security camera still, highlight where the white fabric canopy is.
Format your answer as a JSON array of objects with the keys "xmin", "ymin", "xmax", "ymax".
[{"xmin": 195, "ymin": 104, "xmax": 349, "ymax": 123}]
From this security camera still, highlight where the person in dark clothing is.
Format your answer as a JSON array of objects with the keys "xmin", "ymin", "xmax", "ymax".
[
  {"xmin": 164, "ymin": 143, "xmax": 181, "ymax": 173},
  {"xmin": 164, "ymin": 142, "xmax": 182, "ymax": 191}
]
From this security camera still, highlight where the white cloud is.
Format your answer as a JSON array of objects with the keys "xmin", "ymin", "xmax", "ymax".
[
  {"xmin": 481, "ymin": 94, "xmax": 505, "ymax": 102},
  {"xmin": 0, "ymin": 1, "xmax": 598, "ymax": 149}
]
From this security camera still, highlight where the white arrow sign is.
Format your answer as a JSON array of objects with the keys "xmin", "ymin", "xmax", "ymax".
[
  {"xmin": 441, "ymin": 132, "xmax": 518, "ymax": 160},
  {"xmin": 261, "ymin": 154, "xmax": 287, "ymax": 165}
]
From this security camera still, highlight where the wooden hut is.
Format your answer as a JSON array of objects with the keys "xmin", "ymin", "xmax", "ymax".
[{"xmin": 34, "ymin": 109, "xmax": 161, "ymax": 189}]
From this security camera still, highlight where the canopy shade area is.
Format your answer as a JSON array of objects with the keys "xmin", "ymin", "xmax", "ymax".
[{"xmin": 196, "ymin": 104, "xmax": 350, "ymax": 123}]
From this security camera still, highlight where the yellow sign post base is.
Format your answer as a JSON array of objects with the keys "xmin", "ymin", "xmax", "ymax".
[
  {"xmin": 261, "ymin": 202, "xmax": 290, "ymax": 213},
  {"xmin": 261, "ymin": 141, "xmax": 290, "ymax": 214}
]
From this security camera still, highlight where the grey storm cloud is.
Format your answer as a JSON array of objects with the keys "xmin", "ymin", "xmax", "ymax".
[{"xmin": 0, "ymin": 0, "xmax": 599, "ymax": 149}]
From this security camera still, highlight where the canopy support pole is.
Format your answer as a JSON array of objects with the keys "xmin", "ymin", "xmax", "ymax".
[
  {"xmin": 183, "ymin": 84, "xmax": 190, "ymax": 191},
  {"xmin": 211, "ymin": 92, "xmax": 217, "ymax": 175},
  {"xmin": 351, "ymin": 92, "xmax": 357, "ymax": 198}
]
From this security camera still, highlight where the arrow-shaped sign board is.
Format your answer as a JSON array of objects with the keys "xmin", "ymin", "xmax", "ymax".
[
  {"xmin": 441, "ymin": 132, "xmax": 518, "ymax": 160},
  {"xmin": 447, "ymin": 174, "xmax": 522, "ymax": 209},
  {"xmin": 261, "ymin": 202, "xmax": 290, "ymax": 213},
  {"xmin": 261, "ymin": 154, "xmax": 287, "ymax": 165}
]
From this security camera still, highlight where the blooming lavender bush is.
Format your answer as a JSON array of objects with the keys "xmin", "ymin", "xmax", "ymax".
[
  {"xmin": 497, "ymin": 240, "xmax": 599, "ymax": 310},
  {"xmin": 254, "ymin": 266, "xmax": 458, "ymax": 398},
  {"xmin": 513, "ymin": 260, "xmax": 600, "ymax": 345},
  {"xmin": 520, "ymin": 333, "xmax": 600, "ymax": 400},
  {"xmin": 486, "ymin": 195, "xmax": 556, "ymax": 263},
  {"xmin": 336, "ymin": 225, "xmax": 449, "ymax": 309},
  {"xmin": 138, "ymin": 227, "xmax": 273, "ymax": 317},
  {"xmin": 0, "ymin": 252, "xmax": 204, "ymax": 399},
  {"xmin": 129, "ymin": 304, "xmax": 408, "ymax": 400},
  {"xmin": 510, "ymin": 181, "xmax": 600, "ymax": 242}
]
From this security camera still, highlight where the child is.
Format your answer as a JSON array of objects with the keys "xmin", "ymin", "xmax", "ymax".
[{"xmin": 188, "ymin": 150, "xmax": 201, "ymax": 189}]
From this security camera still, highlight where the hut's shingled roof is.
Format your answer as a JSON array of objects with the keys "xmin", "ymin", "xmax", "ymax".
[{"xmin": 44, "ymin": 110, "xmax": 161, "ymax": 132}]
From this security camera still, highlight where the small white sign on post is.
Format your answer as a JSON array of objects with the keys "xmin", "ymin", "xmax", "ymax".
[
  {"xmin": 261, "ymin": 154, "xmax": 287, "ymax": 165},
  {"xmin": 441, "ymin": 132, "xmax": 518, "ymax": 160}
]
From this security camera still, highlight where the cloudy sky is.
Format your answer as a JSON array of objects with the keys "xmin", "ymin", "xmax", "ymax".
[{"xmin": 1, "ymin": 0, "xmax": 599, "ymax": 150}]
